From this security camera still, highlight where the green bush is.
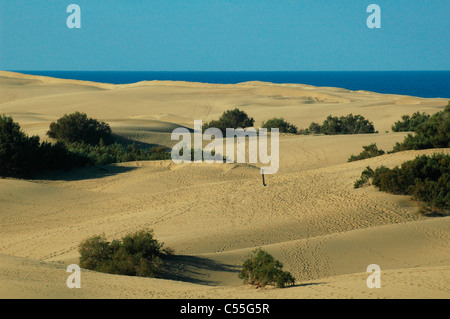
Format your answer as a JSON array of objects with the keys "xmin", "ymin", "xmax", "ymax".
[
  {"xmin": 392, "ymin": 104, "xmax": 450, "ymax": 152},
  {"xmin": 391, "ymin": 112, "xmax": 430, "ymax": 132},
  {"xmin": 45, "ymin": 112, "xmax": 171, "ymax": 166},
  {"xmin": 354, "ymin": 154, "xmax": 449, "ymax": 211},
  {"xmin": 0, "ymin": 114, "xmax": 171, "ymax": 177},
  {"xmin": 0, "ymin": 114, "xmax": 40, "ymax": 176},
  {"xmin": 261, "ymin": 118, "xmax": 298, "ymax": 134},
  {"xmin": 0, "ymin": 115, "xmax": 87, "ymax": 177},
  {"xmin": 308, "ymin": 122, "xmax": 322, "ymax": 134},
  {"xmin": 238, "ymin": 248, "xmax": 295, "ymax": 288},
  {"xmin": 47, "ymin": 112, "xmax": 113, "ymax": 145},
  {"xmin": 203, "ymin": 108, "xmax": 254, "ymax": 135},
  {"xmin": 67, "ymin": 142, "xmax": 170, "ymax": 166},
  {"xmin": 322, "ymin": 114, "xmax": 376, "ymax": 134},
  {"xmin": 353, "ymin": 166, "xmax": 375, "ymax": 189},
  {"xmin": 79, "ymin": 229, "xmax": 172, "ymax": 278},
  {"xmin": 301, "ymin": 114, "xmax": 376, "ymax": 135},
  {"xmin": 348, "ymin": 143, "xmax": 385, "ymax": 162}
]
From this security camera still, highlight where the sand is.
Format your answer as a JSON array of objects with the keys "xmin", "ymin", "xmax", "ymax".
[{"xmin": 0, "ymin": 71, "xmax": 449, "ymax": 299}]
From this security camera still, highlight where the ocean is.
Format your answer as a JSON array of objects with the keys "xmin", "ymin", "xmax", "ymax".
[{"xmin": 16, "ymin": 71, "xmax": 450, "ymax": 99}]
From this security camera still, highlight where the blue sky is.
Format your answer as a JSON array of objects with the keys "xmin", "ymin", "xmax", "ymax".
[{"xmin": 0, "ymin": 0, "xmax": 449, "ymax": 71}]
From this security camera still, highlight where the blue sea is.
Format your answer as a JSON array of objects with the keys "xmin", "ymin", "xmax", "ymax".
[{"xmin": 16, "ymin": 71, "xmax": 450, "ymax": 99}]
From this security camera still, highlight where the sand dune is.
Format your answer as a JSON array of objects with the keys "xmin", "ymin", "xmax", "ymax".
[
  {"xmin": 0, "ymin": 71, "xmax": 449, "ymax": 299},
  {"xmin": 1, "ymin": 253, "xmax": 448, "ymax": 299}
]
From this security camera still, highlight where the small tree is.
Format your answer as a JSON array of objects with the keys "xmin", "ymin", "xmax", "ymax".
[
  {"xmin": 261, "ymin": 118, "xmax": 298, "ymax": 134},
  {"xmin": 308, "ymin": 122, "xmax": 321, "ymax": 134},
  {"xmin": 47, "ymin": 112, "xmax": 113, "ymax": 145},
  {"xmin": 203, "ymin": 108, "xmax": 254, "ymax": 134},
  {"xmin": 239, "ymin": 248, "xmax": 295, "ymax": 288}
]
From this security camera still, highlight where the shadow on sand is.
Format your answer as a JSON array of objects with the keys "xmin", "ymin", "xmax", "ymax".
[
  {"xmin": 161, "ymin": 255, "xmax": 240, "ymax": 286},
  {"xmin": 30, "ymin": 136, "xmax": 172, "ymax": 182},
  {"xmin": 32, "ymin": 164, "xmax": 138, "ymax": 181},
  {"xmin": 290, "ymin": 282, "xmax": 326, "ymax": 288},
  {"xmin": 112, "ymin": 134, "xmax": 172, "ymax": 149}
]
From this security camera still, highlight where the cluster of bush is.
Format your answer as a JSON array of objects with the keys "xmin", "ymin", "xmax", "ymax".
[
  {"xmin": 348, "ymin": 103, "xmax": 449, "ymax": 163},
  {"xmin": 79, "ymin": 229, "xmax": 173, "ymax": 278},
  {"xmin": 345, "ymin": 103, "xmax": 449, "ymax": 215},
  {"xmin": 66, "ymin": 142, "xmax": 170, "ymax": 166},
  {"xmin": 205, "ymin": 103, "xmax": 448, "ymax": 139},
  {"xmin": 0, "ymin": 115, "xmax": 87, "ymax": 177},
  {"xmin": 203, "ymin": 108, "xmax": 299, "ymax": 134},
  {"xmin": 48, "ymin": 112, "xmax": 170, "ymax": 165},
  {"xmin": 239, "ymin": 248, "xmax": 295, "ymax": 288},
  {"xmin": 391, "ymin": 111, "xmax": 431, "ymax": 132},
  {"xmin": 0, "ymin": 112, "xmax": 171, "ymax": 177},
  {"xmin": 299, "ymin": 114, "xmax": 377, "ymax": 135},
  {"xmin": 392, "ymin": 103, "xmax": 449, "ymax": 152},
  {"xmin": 354, "ymin": 153, "xmax": 449, "ymax": 213},
  {"xmin": 79, "ymin": 230, "xmax": 295, "ymax": 289},
  {"xmin": 203, "ymin": 108, "xmax": 377, "ymax": 136}
]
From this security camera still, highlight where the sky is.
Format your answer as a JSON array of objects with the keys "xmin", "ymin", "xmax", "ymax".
[{"xmin": 0, "ymin": 0, "xmax": 449, "ymax": 71}]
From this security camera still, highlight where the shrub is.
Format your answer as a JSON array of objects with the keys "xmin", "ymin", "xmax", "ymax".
[
  {"xmin": 79, "ymin": 229, "xmax": 172, "ymax": 278},
  {"xmin": 0, "ymin": 114, "xmax": 170, "ymax": 178},
  {"xmin": 308, "ymin": 122, "xmax": 321, "ymax": 134},
  {"xmin": 392, "ymin": 104, "xmax": 450, "ymax": 152},
  {"xmin": 66, "ymin": 142, "xmax": 171, "ymax": 166},
  {"xmin": 301, "ymin": 114, "xmax": 376, "ymax": 135},
  {"xmin": 0, "ymin": 114, "xmax": 40, "ymax": 176},
  {"xmin": 348, "ymin": 143, "xmax": 385, "ymax": 162},
  {"xmin": 47, "ymin": 112, "xmax": 113, "ymax": 145},
  {"xmin": 238, "ymin": 248, "xmax": 295, "ymax": 288},
  {"xmin": 322, "ymin": 114, "xmax": 376, "ymax": 134},
  {"xmin": 203, "ymin": 108, "xmax": 254, "ymax": 134},
  {"xmin": 78, "ymin": 235, "xmax": 112, "ymax": 271},
  {"xmin": 47, "ymin": 112, "xmax": 171, "ymax": 166},
  {"xmin": 261, "ymin": 118, "xmax": 298, "ymax": 134},
  {"xmin": 391, "ymin": 111, "xmax": 430, "ymax": 132},
  {"xmin": 354, "ymin": 154, "xmax": 449, "ymax": 211},
  {"xmin": 0, "ymin": 115, "xmax": 87, "ymax": 177}
]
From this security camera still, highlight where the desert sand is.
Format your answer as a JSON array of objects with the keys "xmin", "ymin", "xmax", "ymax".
[{"xmin": 0, "ymin": 70, "xmax": 449, "ymax": 299}]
